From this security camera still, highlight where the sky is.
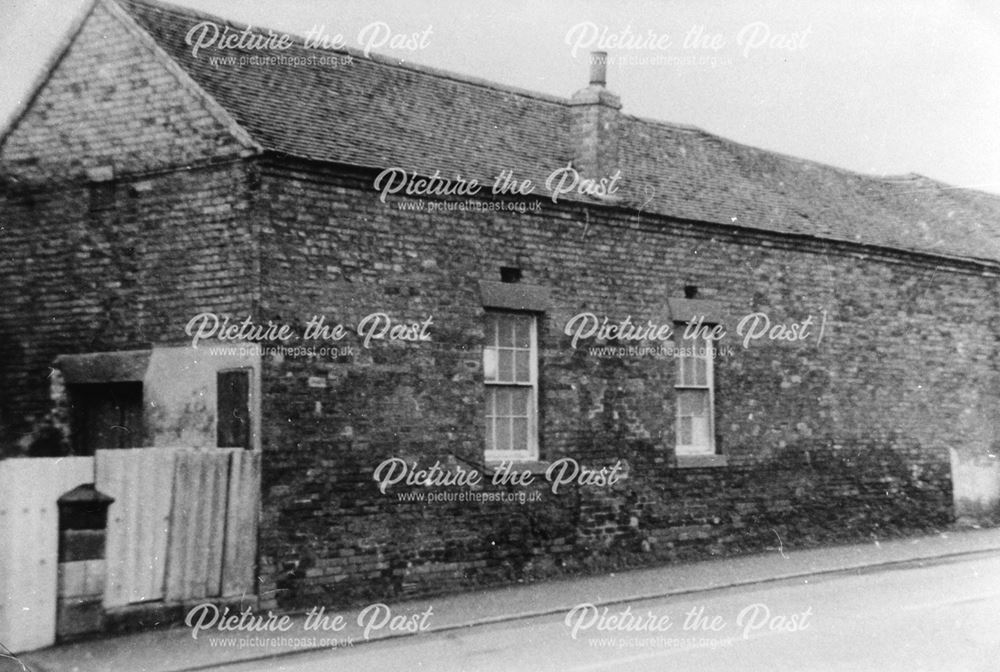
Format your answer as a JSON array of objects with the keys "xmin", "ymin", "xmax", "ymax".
[{"xmin": 1, "ymin": 0, "xmax": 999, "ymax": 194}]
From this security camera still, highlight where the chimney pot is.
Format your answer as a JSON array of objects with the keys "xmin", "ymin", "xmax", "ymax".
[
  {"xmin": 589, "ymin": 51, "xmax": 608, "ymax": 87},
  {"xmin": 570, "ymin": 51, "xmax": 621, "ymax": 180}
]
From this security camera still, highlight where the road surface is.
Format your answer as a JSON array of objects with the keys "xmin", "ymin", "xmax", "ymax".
[{"xmin": 201, "ymin": 552, "xmax": 1000, "ymax": 672}]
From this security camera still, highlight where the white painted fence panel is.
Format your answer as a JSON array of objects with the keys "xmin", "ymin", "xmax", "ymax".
[{"xmin": 0, "ymin": 457, "xmax": 93, "ymax": 653}]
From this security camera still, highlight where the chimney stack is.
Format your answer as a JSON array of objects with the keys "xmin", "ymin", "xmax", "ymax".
[
  {"xmin": 589, "ymin": 51, "xmax": 608, "ymax": 86},
  {"xmin": 569, "ymin": 51, "xmax": 621, "ymax": 179}
]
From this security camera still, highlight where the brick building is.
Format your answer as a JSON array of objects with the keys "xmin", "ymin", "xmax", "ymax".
[{"xmin": 2, "ymin": 0, "xmax": 1000, "ymax": 620}]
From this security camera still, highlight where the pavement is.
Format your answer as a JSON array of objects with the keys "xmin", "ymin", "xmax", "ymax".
[{"xmin": 17, "ymin": 526, "xmax": 1000, "ymax": 672}]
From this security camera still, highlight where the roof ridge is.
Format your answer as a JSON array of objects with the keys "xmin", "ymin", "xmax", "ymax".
[
  {"xmin": 627, "ymin": 114, "xmax": 706, "ymax": 134},
  {"xmin": 115, "ymin": 0, "xmax": 570, "ymax": 107},
  {"xmin": 627, "ymin": 114, "xmax": 974, "ymax": 191}
]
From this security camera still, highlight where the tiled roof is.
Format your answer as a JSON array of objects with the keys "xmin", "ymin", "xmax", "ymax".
[{"xmin": 116, "ymin": 0, "xmax": 1000, "ymax": 263}]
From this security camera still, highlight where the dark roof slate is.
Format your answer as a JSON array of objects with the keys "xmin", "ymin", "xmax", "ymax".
[{"xmin": 116, "ymin": 0, "xmax": 1000, "ymax": 263}]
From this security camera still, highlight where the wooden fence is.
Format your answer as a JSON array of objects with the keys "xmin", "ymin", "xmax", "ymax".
[{"xmin": 0, "ymin": 448, "xmax": 260, "ymax": 652}]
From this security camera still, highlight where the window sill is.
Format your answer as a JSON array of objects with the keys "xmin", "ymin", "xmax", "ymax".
[{"xmin": 674, "ymin": 454, "xmax": 728, "ymax": 469}]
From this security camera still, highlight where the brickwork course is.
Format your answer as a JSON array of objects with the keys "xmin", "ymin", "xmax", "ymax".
[{"xmin": 2, "ymin": 0, "xmax": 1000, "ymax": 617}]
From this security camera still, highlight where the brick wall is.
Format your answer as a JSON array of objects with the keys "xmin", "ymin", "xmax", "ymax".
[
  {"xmin": 0, "ymin": 162, "xmax": 258, "ymax": 454},
  {"xmin": 2, "ymin": 148, "xmax": 994, "ymax": 611},
  {"xmin": 254, "ymin": 157, "xmax": 999, "ymax": 610},
  {"xmin": 0, "ymin": 0, "xmax": 263, "ymax": 454}
]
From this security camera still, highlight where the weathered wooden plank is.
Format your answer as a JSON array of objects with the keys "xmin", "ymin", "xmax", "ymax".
[
  {"xmin": 141, "ymin": 450, "xmax": 174, "ymax": 602},
  {"xmin": 203, "ymin": 451, "xmax": 229, "ymax": 597},
  {"xmin": 182, "ymin": 450, "xmax": 210, "ymax": 600},
  {"xmin": 164, "ymin": 451, "xmax": 192, "ymax": 602},
  {"xmin": 221, "ymin": 450, "xmax": 260, "ymax": 597},
  {"xmin": 97, "ymin": 449, "xmax": 173, "ymax": 607},
  {"xmin": 146, "ymin": 450, "xmax": 174, "ymax": 601},
  {"xmin": 164, "ymin": 450, "xmax": 230, "ymax": 601},
  {"xmin": 0, "ymin": 457, "xmax": 93, "ymax": 653},
  {"xmin": 122, "ymin": 452, "xmax": 139, "ymax": 605},
  {"xmin": 100, "ymin": 450, "xmax": 127, "ymax": 607},
  {"xmin": 98, "ymin": 451, "xmax": 126, "ymax": 608}
]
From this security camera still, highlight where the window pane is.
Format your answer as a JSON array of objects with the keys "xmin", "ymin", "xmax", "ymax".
[
  {"xmin": 514, "ymin": 350, "xmax": 530, "ymax": 382},
  {"xmin": 514, "ymin": 317, "xmax": 530, "ymax": 348},
  {"xmin": 499, "ymin": 349, "xmax": 514, "ymax": 381},
  {"xmin": 498, "ymin": 316, "xmax": 514, "ymax": 347},
  {"xmin": 498, "ymin": 388, "xmax": 512, "ymax": 415},
  {"xmin": 693, "ymin": 390, "xmax": 707, "ymax": 416},
  {"xmin": 486, "ymin": 314, "xmax": 499, "ymax": 344},
  {"xmin": 678, "ymin": 391, "xmax": 691, "ymax": 416},
  {"xmin": 510, "ymin": 387, "xmax": 530, "ymax": 416},
  {"xmin": 681, "ymin": 354, "xmax": 694, "ymax": 386},
  {"xmin": 681, "ymin": 389, "xmax": 708, "ymax": 416},
  {"xmin": 677, "ymin": 388, "xmax": 711, "ymax": 453},
  {"xmin": 678, "ymin": 416, "xmax": 692, "ymax": 446},
  {"xmin": 511, "ymin": 417, "xmax": 528, "ymax": 452},
  {"xmin": 483, "ymin": 347, "xmax": 498, "ymax": 381},
  {"xmin": 691, "ymin": 416, "xmax": 710, "ymax": 448},
  {"xmin": 496, "ymin": 416, "xmax": 512, "ymax": 451},
  {"xmin": 694, "ymin": 354, "xmax": 707, "ymax": 386},
  {"xmin": 485, "ymin": 388, "xmax": 497, "ymax": 418}
]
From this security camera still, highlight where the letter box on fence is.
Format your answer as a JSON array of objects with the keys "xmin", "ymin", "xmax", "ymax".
[{"xmin": 56, "ymin": 484, "xmax": 113, "ymax": 639}]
